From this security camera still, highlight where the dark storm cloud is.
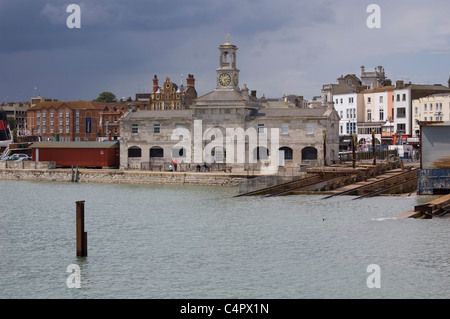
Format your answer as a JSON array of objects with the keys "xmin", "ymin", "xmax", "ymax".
[{"xmin": 1, "ymin": 0, "xmax": 448, "ymax": 102}]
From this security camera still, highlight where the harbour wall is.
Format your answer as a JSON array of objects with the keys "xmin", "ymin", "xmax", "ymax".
[{"xmin": 0, "ymin": 162, "xmax": 247, "ymax": 186}]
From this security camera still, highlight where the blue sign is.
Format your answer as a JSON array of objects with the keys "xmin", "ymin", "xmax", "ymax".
[{"xmin": 86, "ymin": 118, "xmax": 91, "ymax": 133}]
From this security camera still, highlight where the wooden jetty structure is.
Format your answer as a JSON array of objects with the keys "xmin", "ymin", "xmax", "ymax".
[
  {"xmin": 235, "ymin": 159, "xmax": 416, "ymax": 198},
  {"xmin": 396, "ymin": 193, "xmax": 450, "ymax": 219}
]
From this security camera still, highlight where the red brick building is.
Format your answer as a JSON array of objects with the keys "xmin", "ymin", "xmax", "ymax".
[
  {"xmin": 135, "ymin": 74, "xmax": 197, "ymax": 110},
  {"xmin": 97, "ymin": 103, "xmax": 128, "ymax": 140},
  {"xmin": 27, "ymin": 101, "xmax": 128, "ymax": 142}
]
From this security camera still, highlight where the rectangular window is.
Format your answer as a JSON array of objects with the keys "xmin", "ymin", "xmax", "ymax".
[
  {"xmin": 43, "ymin": 110, "xmax": 46, "ymax": 117},
  {"xmin": 367, "ymin": 97, "xmax": 371, "ymax": 103},
  {"xmin": 306, "ymin": 123, "xmax": 314, "ymax": 135},
  {"xmin": 402, "ymin": 94, "xmax": 406, "ymax": 101},
  {"xmin": 76, "ymin": 110, "xmax": 80, "ymax": 117},
  {"xmin": 50, "ymin": 110, "xmax": 54, "ymax": 117},
  {"xmin": 59, "ymin": 118, "xmax": 63, "ymax": 125},
  {"xmin": 42, "ymin": 126, "xmax": 46, "ymax": 133},
  {"xmin": 379, "ymin": 109, "xmax": 384, "ymax": 121},
  {"xmin": 66, "ymin": 126, "xmax": 70, "ymax": 133},
  {"xmin": 397, "ymin": 124, "xmax": 406, "ymax": 132},
  {"xmin": 153, "ymin": 124, "xmax": 160, "ymax": 134},
  {"xmin": 66, "ymin": 110, "xmax": 70, "ymax": 117},
  {"xmin": 424, "ymin": 104, "xmax": 427, "ymax": 112},
  {"xmin": 379, "ymin": 96, "xmax": 383, "ymax": 103},
  {"xmin": 75, "ymin": 137, "xmax": 81, "ymax": 142},
  {"xmin": 349, "ymin": 97, "xmax": 354, "ymax": 103},
  {"xmin": 281, "ymin": 123, "xmax": 289, "ymax": 135},
  {"xmin": 59, "ymin": 126, "xmax": 63, "ymax": 133},
  {"xmin": 415, "ymin": 107, "xmax": 418, "ymax": 115},
  {"xmin": 215, "ymin": 149, "xmax": 223, "ymax": 162},
  {"xmin": 76, "ymin": 118, "xmax": 79, "ymax": 125},
  {"xmin": 396, "ymin": 94, "xmax": 400, "ymax": 102},
  {"xmin": 257, "ymin": 124, "xmax": 264, "ymax": 134},
  {"xmin": 50, "ymin": 118, "xmax": 54, "ymax": 125},
  {"xmin": 59, "ymin": 110, "xmax": 63, "ymax": 117},
  {"xmin": 43, "ymin": 118, "xmax": 46, "ymax": 125},
  {"xmin": 37, "ymin": 111, "xmax": 40, "ymax": 117},
  {"xmin": 132, "ymin": 124, "xmax": 138, "ymax": 134},
  {"xmin": 397, "ymin": 108, "xmax": 406, "ymax": 118},
  {"xmin": 66, "ymin": 118, "xmax": 69, "ymax": 125},
  {"xmin": 430, "ymin": 103, "xmax": 433, "ymax": 112},
  {"xmin": 76, "ymin": 126, "xmax": 80, "ymax": 133}
]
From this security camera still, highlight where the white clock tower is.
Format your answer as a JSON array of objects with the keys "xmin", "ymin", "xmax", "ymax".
[{"xmin": 216, "ymin": 34, "xmax": 240, "ymax": 90}]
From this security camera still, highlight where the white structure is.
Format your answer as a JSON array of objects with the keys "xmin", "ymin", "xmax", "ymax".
[
  {"xmin": 333, "ymin": 92, "xmax": 361, "ymax": 136},
  {"xmin": 413, "ymin": 93, "xmax": 450, "ymax": 136}
]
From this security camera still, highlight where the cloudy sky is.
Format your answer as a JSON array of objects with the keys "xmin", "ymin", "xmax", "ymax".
[{"xmin": 1, "ymin": 0, "xmax": 449, "ymax": 103}]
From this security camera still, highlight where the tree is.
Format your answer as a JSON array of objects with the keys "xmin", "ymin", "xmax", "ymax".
[{"xmin": 95, "ymin": 92, "xmax": 117, "ymax": 103}]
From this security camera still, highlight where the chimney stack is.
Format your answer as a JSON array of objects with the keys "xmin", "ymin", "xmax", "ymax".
[
  {"xmin": 186, "ymin": 74, "xmax": 195, "ymax": 88},
  {"xmin": 153, "ymin": 75, "xmax": 159, "ymax": 93},
  {"xmin": 395, "ymin": 80, "xmax": 404, "ymax": 89},
  {"xmin": 251, "ymin": 90, "xmax": 257, "ymax": 98}
]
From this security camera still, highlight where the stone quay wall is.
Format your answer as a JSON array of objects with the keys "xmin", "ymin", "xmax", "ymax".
[{"xmin": 0, "ymin": 162, "xmax": 247, "ymax": 186}]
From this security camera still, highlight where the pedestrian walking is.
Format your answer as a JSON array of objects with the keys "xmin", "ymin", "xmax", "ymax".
[{"xmin": 173, "ymin": 158, "xmax": 178, "ymax": 171}]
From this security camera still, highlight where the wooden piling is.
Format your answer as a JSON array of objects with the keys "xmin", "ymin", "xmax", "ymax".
[
  {"xmin": 76, "ymin": 201, "xmax": 87, "ymax": 257},
  {"xmin": 372, "ymin": 129, "xmax": 376, "ymax": 166},
  {"xmin": 323, "ymin": 129, "xmax": 327, "ymax": 166},
  {"xmin": 352, "ymin": 133, "xmax": 356, "ymax": 169}
]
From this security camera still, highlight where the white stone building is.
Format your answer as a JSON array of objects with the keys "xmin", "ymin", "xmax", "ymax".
[{"xmin": 119, "ymin": 39, "xmax": 340, "ymax": 172}]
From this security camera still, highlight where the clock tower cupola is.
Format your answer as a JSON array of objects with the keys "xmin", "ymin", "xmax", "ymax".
[{"xmin": 216, "ymin": 34, "xmax": 240, "ymax": 90}]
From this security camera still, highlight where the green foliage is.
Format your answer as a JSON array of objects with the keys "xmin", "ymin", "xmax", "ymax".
[{"xmin": 95, "ymin": 92, "xmax": 117, "ymax": 103}]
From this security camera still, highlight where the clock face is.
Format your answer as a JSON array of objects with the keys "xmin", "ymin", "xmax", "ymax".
[
  {"xmin": 233, "ymin": 74, "xmax": 238, "ymax": 86},
  {"xmin": 219, "ymin": 73, "xmax": 231, "ymax": 86}
]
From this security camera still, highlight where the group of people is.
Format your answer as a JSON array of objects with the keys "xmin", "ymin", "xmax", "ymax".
[
  {"xmin": 196, "ymin": 162, "xmax": 209, "ymax": 172},
  {"xmin": 169, "ymin": 158, "xmax": 178, "ymax": 172},
  {"xmin": 168, "ymin": 159, "xmax": 209, "ymax": 172}
]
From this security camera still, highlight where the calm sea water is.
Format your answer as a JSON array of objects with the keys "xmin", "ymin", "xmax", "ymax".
[{"xmin": 0, "ymin": 179, "xmax": 448, "ymax": 299}]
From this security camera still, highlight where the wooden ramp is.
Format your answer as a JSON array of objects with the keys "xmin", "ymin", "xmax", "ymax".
[
  {"xmin": 396, "ymin": 193, "xmax": 450, "ymax": 219},
  {"xmin": 323, "ymin": 168, "xmax": 418, "ymax": 199}
]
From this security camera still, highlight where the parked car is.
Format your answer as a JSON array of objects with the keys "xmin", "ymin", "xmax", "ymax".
[
  {"xmin": 1, "ymin": 155, "xmax": 15, "ymax": 161},
  {"xmin": 10, "ymin": 154, "xmax": 30, "ymax": 161}
]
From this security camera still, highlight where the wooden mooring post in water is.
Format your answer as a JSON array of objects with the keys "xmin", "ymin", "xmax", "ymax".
[{"xmin": 76, "ymin": 201, "xmax": 88, "ymax": 257}]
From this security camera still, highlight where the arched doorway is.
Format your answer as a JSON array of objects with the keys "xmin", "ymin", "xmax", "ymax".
[
  {"xmin": 302, "ymin": 146, "xmax": 317, "ymax": 160},
  {"xmin": 128, "ymin": 146, "xmax": 142, "ymax": 158},
  {"xmin": 150, "ymin": 146, "xmax": 164, "ymax": 158}
]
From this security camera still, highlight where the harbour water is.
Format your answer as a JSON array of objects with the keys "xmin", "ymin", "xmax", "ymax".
[{"xmin": 0, "ymin": 179, "xmax": 448, "ymax": 299}]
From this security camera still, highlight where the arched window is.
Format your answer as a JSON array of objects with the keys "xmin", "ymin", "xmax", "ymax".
[
  {"xmin": 279, "ymin": 147, "xmax": 293, "ymax": 160},
  {"xmin": 211, "ymin": 147, "xmax": 226, "ymax": 163},
  {"xmin": 254, "ymin": 146, "xmax": 269, "ymax": 160},
  {"xmin": 150, "ymin": 146, "xmax": 164, "ymax": 158},
  {"xmin": 172, "ymin": 147, "xmax": 186, "ymax": 158},
  {"xmin": 302, "ymin": 147, "xmax": 317, "ymax": 160},
  {"xmin": 128, "ymin": 146, "xmax": 142, "ymax": 158}
]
